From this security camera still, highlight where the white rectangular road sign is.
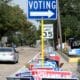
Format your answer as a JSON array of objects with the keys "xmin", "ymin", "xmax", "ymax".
[{"xmin": 44, "ymin": 24, "xmax": 53, "ymax": 39}]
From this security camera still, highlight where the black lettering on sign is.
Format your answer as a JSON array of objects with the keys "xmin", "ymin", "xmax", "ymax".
[
  {"xmin": 43, "ymin": 32, "xmax": 47, "ymax": 37},
  {"xmin": 48, "ymin": 32, "xmax": 52, "ymax": 37}
]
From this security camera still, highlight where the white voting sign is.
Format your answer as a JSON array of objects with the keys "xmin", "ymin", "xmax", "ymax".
[{"xmin": 44, "ymin": 24, "xmax": 53, "ymax": 39}]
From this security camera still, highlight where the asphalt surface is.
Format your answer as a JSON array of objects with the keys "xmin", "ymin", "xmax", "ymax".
[
  {"xmin": 0, "ymin": 46, "xmax": 80, "ymax": 80},
  {"xmin": 0, "ymin": 46, "xmax": 39, "ymax": 80}
]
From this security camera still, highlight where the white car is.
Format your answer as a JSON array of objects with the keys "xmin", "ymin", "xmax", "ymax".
[
  {"xmin": 0, "ymin": 47, "xmax": 19, "ymax": 63},
  {"xmin": 69, "ymin": 48, "xmax": 80, "ymax": 56}
]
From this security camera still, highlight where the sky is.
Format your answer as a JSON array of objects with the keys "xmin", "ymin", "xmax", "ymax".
[{"xmin": 12, "ymin": 0, "xmax": 40, "ymax": 30}]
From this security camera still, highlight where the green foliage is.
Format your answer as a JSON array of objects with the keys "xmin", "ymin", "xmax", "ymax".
[
  {"xmin": 61, "ymin": 15, "xmax": 78, "ymax": 38},
  {"xmin": 59, "ymin": 0, "xmax": 80, "ymax": 41},
  {"xmin": 0, "ymin": 4, "xmax": 26, "ymax": 36},
  {"xmin": 0, "ymin": 0, "xmax": 11, "ymax": 4},
  {"xmin": 0, "ymin": 0, "xmax": 37, "ymax": 46}
]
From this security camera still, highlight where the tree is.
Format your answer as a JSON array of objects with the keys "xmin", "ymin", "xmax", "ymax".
[
  {"xmin": 59, "ymin": 0, "xmax": 80, "ymax": 41},
  {"xmin": 0, "ymin": 0, "xmax": 37, "ymax": 46},
  {"xmin": 61, "ymin": 15, "xmax": 78, "ymax": 40}
]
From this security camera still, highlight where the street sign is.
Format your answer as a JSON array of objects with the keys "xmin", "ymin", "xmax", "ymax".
[
  {"xmin": 28, "ymin": 0, "xmax": 57, "ymax": 20},
  {"xmin": 44, "ymin": 24, "xmax": 53, "ymax": 39}
]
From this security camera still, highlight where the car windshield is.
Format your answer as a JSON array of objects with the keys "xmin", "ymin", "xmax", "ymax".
[{"xmin": 0, "ymin": 48, "xmax": 12, "ymax": 52}]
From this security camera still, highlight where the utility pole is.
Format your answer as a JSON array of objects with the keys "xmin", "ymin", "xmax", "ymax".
[{"xmin": 57, "ymin": 0, "xmax": 63, "ymax": 53}]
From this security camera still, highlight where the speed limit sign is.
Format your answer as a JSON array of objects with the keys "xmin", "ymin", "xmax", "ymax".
[{"xmin": 44, "ymin": 24, "xmax": 53, "ymax": 39}]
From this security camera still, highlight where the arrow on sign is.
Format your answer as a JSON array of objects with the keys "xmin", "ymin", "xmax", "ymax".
[{"xmin": 30, "ymin": 10, "xmax": 54, "ymax": 18}]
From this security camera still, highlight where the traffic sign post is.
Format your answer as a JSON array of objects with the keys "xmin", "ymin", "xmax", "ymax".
[
  {"xmin": 28, "ymin": 0, "xmax": 57, "ymax": 20},
  {"xmin": 41, "ymin": 19, "xmax": 44, "ymax": 67},
  {"xmin": 27, "ymin": 0, "xmax": 57, "ymax": 67}
]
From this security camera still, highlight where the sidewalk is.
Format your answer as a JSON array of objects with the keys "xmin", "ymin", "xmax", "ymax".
[{"xmin": 58, "ymin": 53, "xmax": 80, "ymax": 79}]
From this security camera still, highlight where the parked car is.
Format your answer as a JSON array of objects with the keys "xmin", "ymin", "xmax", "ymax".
[{"xmin": 0, "ymin": 47, "xmax": 19, "ymax": 63}]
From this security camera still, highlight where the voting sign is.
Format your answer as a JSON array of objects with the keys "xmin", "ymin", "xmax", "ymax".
[{"xmin": 27, "ymin": 0, "xmax": 57, "ymax": 20}]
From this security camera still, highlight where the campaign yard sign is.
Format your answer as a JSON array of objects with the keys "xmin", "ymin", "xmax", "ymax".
[{"xmin": 31, "ymin": 68, "xmax": 73, "ymax": 80}]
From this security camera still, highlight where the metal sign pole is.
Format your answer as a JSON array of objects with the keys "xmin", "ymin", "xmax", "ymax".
[
  {"xmin": 57, "ymin": 0, "xmax": 62, "ymax": 53},
  {"xmin": 41, "ymin": 19, "xmax": 44, "ymax": 67}
]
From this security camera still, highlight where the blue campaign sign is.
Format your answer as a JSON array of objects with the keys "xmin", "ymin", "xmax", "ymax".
[{"xmin": 27, "ymin": 0, "xmax": 57, "ymax": 20}]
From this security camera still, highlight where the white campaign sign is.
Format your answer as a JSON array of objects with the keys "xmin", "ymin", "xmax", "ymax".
[
  {"xmin": 44, "ymin": 24, "xmax": 53, "ymax": 39},
  {"xmin": 31, "ymin": 69, "xmax": 72, "ymax": 80}
]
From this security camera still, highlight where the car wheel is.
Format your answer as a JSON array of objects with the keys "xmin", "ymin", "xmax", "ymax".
[
  {"xmin": 15, "ymin": 60, "xmax": 18, "ymax": 63},
  {"xmin": 13, "ymin": 59, "xmax": 18, "ymax": 64},
  {"xmin": 14, "ymin": 54, "xmax": 19, "ymax": 64}
]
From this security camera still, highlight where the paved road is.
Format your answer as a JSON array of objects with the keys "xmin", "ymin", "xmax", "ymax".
[
  {"xmin": 0, "ymin": 46, "xmax": 79, "ymax": 80},
  {"xmin": 0, "ymin": 46, "xmax": 39, "ymax": 80}
]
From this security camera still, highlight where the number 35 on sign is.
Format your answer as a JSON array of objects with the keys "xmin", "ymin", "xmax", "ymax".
[{"xmin": 43, "ymin": 24, "xmax": 53, "ymax": 39}]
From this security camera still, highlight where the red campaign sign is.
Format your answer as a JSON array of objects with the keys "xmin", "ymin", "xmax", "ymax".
[
  {"xmin": 49, "ymin": 55, "xmax": 60, "ymax": 61},
  {"xmin": 31, "ymin": 68, "xmax": 72, "ymax": 80}
]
